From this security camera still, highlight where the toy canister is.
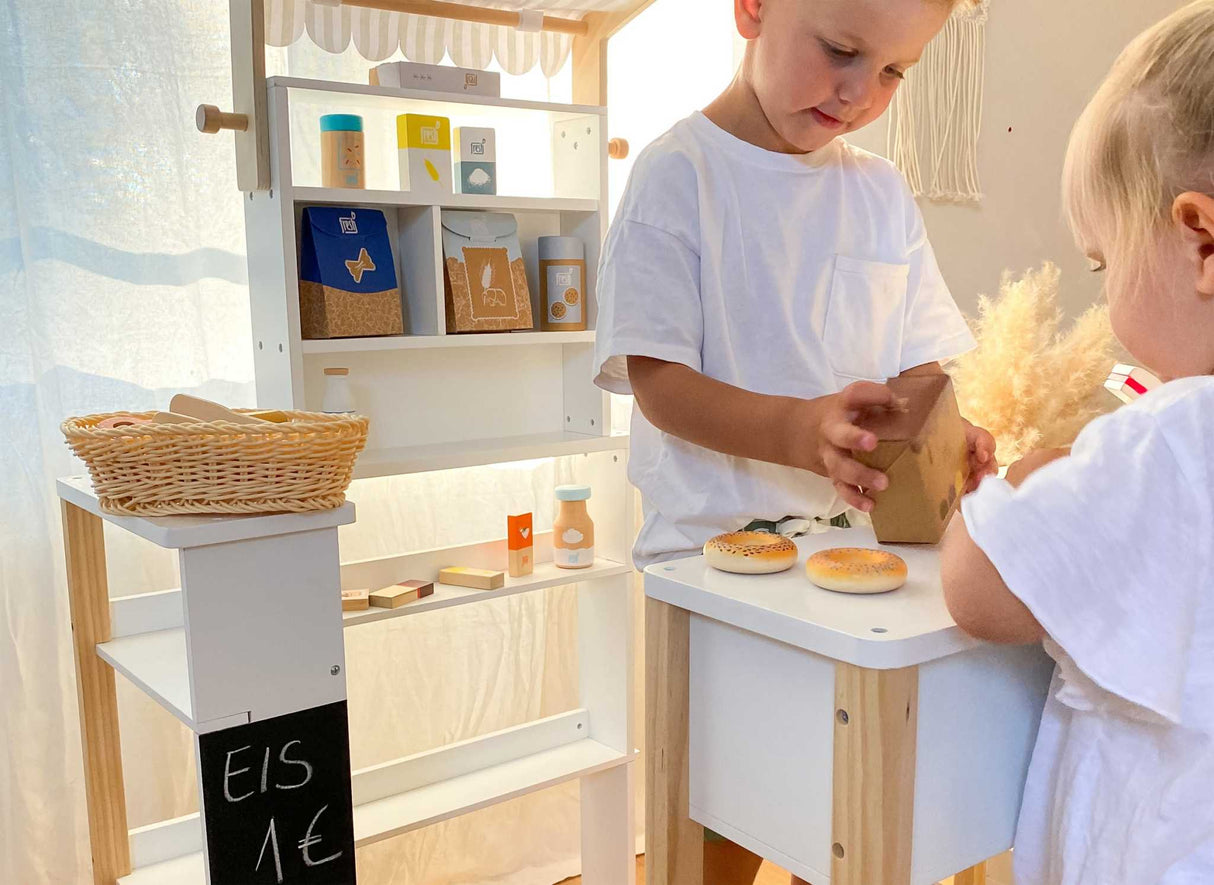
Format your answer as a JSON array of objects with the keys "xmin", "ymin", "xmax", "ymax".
[
  {"xmin": 539, "ymin": 236, "xmax": 587, "ymax": 331},
  {"xmin": 320, "ymin": 114, "xmax": 365, "ymax": 189}
]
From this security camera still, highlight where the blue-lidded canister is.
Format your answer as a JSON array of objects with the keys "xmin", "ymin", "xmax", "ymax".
[{"xmin": 320, "ymin": 114, "xmax": 364, "ymax": 189}]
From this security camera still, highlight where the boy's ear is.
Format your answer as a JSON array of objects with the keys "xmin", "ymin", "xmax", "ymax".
[
  {"xmin": 1172, "ymin": 192, "xmax": 1214, "ymax": 296},
  {"xmin": 735, "ymin": 0, "xmax": 763, "ymax": 40}
]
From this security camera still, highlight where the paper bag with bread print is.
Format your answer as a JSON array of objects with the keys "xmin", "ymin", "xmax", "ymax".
[{"xmin": 441, "ymin": 210, "xmax": 534, "ymax": 332}]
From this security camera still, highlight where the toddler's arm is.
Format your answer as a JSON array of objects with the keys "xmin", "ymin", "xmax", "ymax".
[{"xmin": 940, "ymin": 513, "xmax": 1045, "ymax": 644}]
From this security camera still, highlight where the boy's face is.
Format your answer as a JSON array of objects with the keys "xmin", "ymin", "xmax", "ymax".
[{"xmin": 738, "ymin": 0, "xmax": 950, "ymax": 152}]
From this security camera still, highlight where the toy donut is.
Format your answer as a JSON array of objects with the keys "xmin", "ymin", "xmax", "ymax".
[
  {"xmin": 806, "ymin": 548, "xmax": 907, "ymax": 594},
  {"xmin": 704, "ymin": 531, "xmax": 798, "ymax": 574}
]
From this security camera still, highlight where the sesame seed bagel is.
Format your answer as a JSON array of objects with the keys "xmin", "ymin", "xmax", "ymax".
[
  {"xmin": 704, "ymin": 531, "xmax": 798, "ymax": 574},
  {"xmin": 806, "ymin": 548, "xmax": 907, "ymax": 594}
]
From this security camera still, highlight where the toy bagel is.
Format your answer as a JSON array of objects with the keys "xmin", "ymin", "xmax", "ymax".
[
  {"xmin": 704, "ymin": 531, "xmax": 798, "ymax": 574},
  {"xmin": 806, "ymin": 548, "xmax": 907, "ymax": 594}
]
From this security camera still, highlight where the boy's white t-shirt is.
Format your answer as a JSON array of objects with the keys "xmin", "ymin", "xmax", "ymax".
[
  {"xmin": 962, "ymin": 377, "xmax": 1214, "ymax": 885},
  {"xmin": 594, "ymin": 112, "xmax": 975, "ymax": 568}
]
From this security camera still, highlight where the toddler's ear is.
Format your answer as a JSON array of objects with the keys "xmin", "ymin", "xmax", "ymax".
[
  {"xmin": 1172, "ymin": 192, "xmax": 1214, "ymax": 296},
  {"xmin": 735, "ymin": 0, "xmax": 763, "ymax": 40}
]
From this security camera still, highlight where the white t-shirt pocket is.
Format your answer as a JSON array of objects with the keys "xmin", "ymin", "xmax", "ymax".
[{"xmin": 822, "ymin": 255, "xmax": 910, "ymax": 383}]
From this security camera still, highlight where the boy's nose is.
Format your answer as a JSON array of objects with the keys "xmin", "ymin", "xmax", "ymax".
[{"xmin": 837, "ymin": 74, "xmax": 878, "ymax": 113}]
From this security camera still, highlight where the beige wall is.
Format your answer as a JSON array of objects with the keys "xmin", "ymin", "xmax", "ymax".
[{"xmin": 847, "ymin": 0, "xmax": 1191, "ymax": 318}]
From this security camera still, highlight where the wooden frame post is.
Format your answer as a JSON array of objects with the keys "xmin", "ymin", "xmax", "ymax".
[
  {"xmin": 229, "ymin": 0, "xmax": 270, "ymax": 192},
  {"xmin": 62, "ymin": 501, "xmax": 131, "ymax": 884},
  {"xmin": 644, "ymin": 597, "xmax": 703, "ymax": 885},
  {"xmin": 831, "ymin": 663, "xmax": 919, "ymax": 885}
]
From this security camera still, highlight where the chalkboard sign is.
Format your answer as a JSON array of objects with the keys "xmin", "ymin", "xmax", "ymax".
[{"xmin": 198, "ymin": 701, "xmax": 357, "ymax": 884}]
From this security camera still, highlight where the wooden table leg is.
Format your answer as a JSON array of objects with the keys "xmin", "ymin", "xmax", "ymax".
[
  {"xmin": 62, "ymin": 502, "xmax": 130, "ymax": 884},
  {"xmin": 645, "ymin": 597, "xmax": 703, "ymax": 885},
  {"xmin": 831, "ymin": 662, "xmax": 918, "ymax": 885},
  {"xmin": 955, "ymin": 861, "xmax": 988, "ymax": 884}
]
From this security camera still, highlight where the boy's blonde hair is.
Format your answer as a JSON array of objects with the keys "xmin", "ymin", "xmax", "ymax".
[{"xmin": 1063, "ymin": 1, "xmax": 1214, "ymax": 276}]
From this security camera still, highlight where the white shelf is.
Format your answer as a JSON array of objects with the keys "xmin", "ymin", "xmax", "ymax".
[
  {"xmin": 99, "ymin": 561, "xmax": 629, "ymax": 722},
  {"xmin": 353, "ymin": 432, "xmax": 629, "ymax": 479},
  {"xmin": 119, "ymin": 853, "xmax": 204, "ymax": 885},
  {"xmin": 343, "ymin": 558, "xmax": 630, "ymax": 626},
  {"xmin": 117, "ymin": 740, "xmax": 632, "ymax": 884},
  {"xmin": 57, "ymin": 476, "xmax": 356, "ymax": 550},
  {"xmin": 270, "ymin": 75, "xmax": 606, "ymax": 119},
  {"xmin": 293, "ymin": 186, "xmax": 598, "ymax": 214},
  {"xmin": 96, "ymin": 629, "xmax": 193, "ymax": 729},
  {"xmin": 354, "ymin": 738, "xmax": 629, "ymax": 845},
  {"xmin": 302, "ymin": 330, "xmax": 596, "ymax": 354}
]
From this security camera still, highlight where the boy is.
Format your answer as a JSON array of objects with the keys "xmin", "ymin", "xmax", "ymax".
[{"xmin": 594, "ymin": 0, "xmax": 993, "ymax": 881}]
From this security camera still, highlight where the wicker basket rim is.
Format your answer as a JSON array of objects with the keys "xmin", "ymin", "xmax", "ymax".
[{"xmin": 62, "ymin": 410, "xmax": 368, "ymax": 439}]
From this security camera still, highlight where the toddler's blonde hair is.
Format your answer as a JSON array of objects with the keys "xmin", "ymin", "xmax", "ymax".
[{"xmin": 1063, "ymin": 1, "xmax": 1214, "ymax": 278}]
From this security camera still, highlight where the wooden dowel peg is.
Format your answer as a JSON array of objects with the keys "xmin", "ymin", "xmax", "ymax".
[
  {"xmin": 196, "ymin": 104, "xmax": 249, "ymax": 134},
  {"xmin": 608, "ymin": 138, "xmax": 630, "ymax": 160}
]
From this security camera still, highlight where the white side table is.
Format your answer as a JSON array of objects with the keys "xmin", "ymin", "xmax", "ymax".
[{"xmin": 643, "ymin": 526, "xmax": 1053, "ymax": 885}]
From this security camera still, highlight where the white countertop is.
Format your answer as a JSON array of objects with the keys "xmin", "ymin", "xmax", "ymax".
[
  {"xmin": 57, "ymin": 475, "xmax": 356, "ymax": 549},
  {"xmin": 644, "ymin": 527, "xmax": 980, "ymax": 669}
]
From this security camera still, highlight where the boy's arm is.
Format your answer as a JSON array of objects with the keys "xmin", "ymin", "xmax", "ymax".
[
  {"xmin": 940, "ymin": 512, "xmax": 1044, "ymax": 644},
  {"xmin": 627, "ymin": 355, "xmax": 896, "ymax": 511}
]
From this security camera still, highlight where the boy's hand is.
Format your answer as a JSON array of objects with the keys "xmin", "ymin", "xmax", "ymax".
[
  {"xmin": 808, "ymin": 381, "xmax": 896, "ymax": 514},
  {"xmin": 963, "ymin": 420, "xmax": 998, "ymax": 493},
  {"xmin": 1005, "ymin": 446, "xmax": 1071, "ymax": 488}
]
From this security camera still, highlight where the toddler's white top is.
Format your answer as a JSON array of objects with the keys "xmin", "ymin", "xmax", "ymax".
[
  {"xmin": 594, "ymin": 112, "xmax": 974, "ymax": 567},
  {"xmin": 964, "ymin": 377, "xmax": 1214, "ymax": 884}
]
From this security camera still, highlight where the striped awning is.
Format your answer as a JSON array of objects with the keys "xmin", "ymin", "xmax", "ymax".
[{"xmin": 266, "ymin": 0, "xmax": 632, "ymax": 76}]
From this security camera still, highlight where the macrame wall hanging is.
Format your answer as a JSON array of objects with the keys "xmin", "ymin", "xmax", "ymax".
[{"xmin": 888, "ymin": 0, "xmax": 990, "ymax": 203}]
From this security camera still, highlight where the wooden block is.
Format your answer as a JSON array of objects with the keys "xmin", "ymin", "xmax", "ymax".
[
  {"xmin": 341, "ymin": 589, "xmax": 369, "ymax": 611},
  {"xmin": 439, "ymin": 567, "xmax": 505, "ymax": 590},
  {"xmin": 507, "ymin": 512, "xmax": 534, "ymax": 578},
  {"xmin": 397, "ymin": 579, "xmax": 434, "ymax": 599},
  {"xmin": 368, "ymin": 581, "xmax": 434, "ymax": 609},
  {"xmin": 855, "ymin": 375, "xmax": 968, "ymax": 545}
]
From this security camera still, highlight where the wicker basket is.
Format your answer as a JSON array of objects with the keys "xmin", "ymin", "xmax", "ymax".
[{"xmin": 61, "ymin": 410, "xmax": 369, "ymax": 517}]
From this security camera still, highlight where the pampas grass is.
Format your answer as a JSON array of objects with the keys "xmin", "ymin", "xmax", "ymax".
[{"xmin": 949, "ymin": 262, "xmax": 1120, "ymax": 463}]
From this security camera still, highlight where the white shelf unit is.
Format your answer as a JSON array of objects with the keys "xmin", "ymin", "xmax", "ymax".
[
  {"xmin": 246, "ymin": 77, "xmax": 613, "ymax": 468},
  {"xmin": 69, "ymin": 441, "xmax": 635, "ymax": 883},
  {"xmin": 82, "ymin": 73, "xmax": 635, "ymax": 885},
  {"xmin": 121, "ymin": 729, "xmax": 629, "ymax": 885}
]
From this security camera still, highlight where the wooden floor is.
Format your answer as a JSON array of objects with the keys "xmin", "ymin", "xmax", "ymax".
[
  {"xmin": 557, "ymin": 852, "xmax": 1014, "ymax": 885},
  {"xmin": 557, "ymin": 855, "xmax": 791, "ymax": 885}
]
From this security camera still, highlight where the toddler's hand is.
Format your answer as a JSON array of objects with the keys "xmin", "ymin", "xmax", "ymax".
[
  {"xmin": 1005, "ymin": 446, "xmax": 1071, "ymax": 488},
  {"xmin": 811, "ymin": 381, "xmax": 896, "ymax": 514},
  {"xmin": 963, "ymin": 420, "xmax": 998, "ymax": 492}
]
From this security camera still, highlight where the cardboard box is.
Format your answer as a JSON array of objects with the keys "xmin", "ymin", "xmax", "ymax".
[
  {"xmin": 855, "ymin": 375, "xmax": 970, "ymax": 545},
  {"xmin": 454, "ymin": 127, "xmax": 496, "ymax": 195},
  {"xmin": 440, "ymin": 211, "xmax": 534, "ymax": 332},
  {"xmin": 298, "ymin": 207, "xmax": 403, "ymax": 339},
  {"xmin": 507, "ymin": 512, "xmax": 533, "ymax": 577},
  {"xmin": 397, "ymin": 114, "xmax": 453, "ymax": 198},
  {"xmin": 370, "ymin": 61, "xmax": 500, "ymax": 97}
]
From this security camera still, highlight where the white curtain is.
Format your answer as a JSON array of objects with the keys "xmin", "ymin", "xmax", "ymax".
[{"xmin": 0, "ymin": 2, "xmax": 635, "ymax": 883}]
